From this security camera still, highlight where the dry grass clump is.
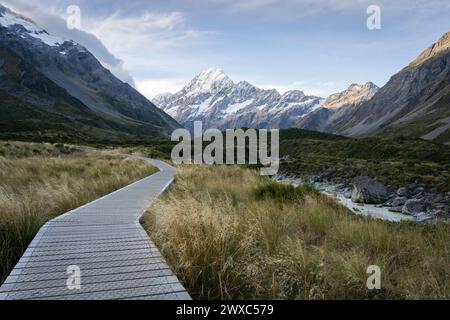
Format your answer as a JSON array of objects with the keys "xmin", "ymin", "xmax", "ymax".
[
  {"xmin": 0, "ymin": 142, "xmax": 157, "ymax": 283},
  {"xmin": 143, "ymin": 165, "xmax": 450, "ymax": 300}
]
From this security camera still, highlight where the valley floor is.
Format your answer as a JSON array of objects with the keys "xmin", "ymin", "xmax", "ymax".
[
  {"xmin": 0, "ymin": 141, "xmax": 157, "ymax": 283},
  {"xmin": 143, "ymin": 165, "xmax": 450, "ymax": 300}
]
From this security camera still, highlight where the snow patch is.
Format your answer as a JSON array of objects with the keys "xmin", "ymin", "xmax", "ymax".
[
  {"xmin": 186, "ymin": 96, "xmax": 214, "ymax": 118},
  {"xmin": 164, "ymin": 105, "xmax": 179, "ymax": 117},
  {"xmin": 223, "ymin": 99, "xmax": 253, "ymax": 115},
  {"xmin": 0, "ymin": 10, "xmax": 64, "ymax": 47}
]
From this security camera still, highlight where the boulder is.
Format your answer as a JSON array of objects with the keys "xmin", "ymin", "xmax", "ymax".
[
  {"xmin": 402, "ymin": 199, "xmax": 426, "ymax": 215},
  {"xmin": 397, "ymin": 187, "xmax": 408, "ymax": 197},
  {"xmin": 389, "ymin": 206, "xmax": 403, "ymax": 213},
  {"xmin": 343, "ymin": 190, "xmax": 352, "ymax": 199},
  {"xmin": 430, "ymin": 194, "xmax": 444, "ymax": 204},
  {"xmin": 414, "ymin": 187, "xmax": 425, "ymax": 195},
  {"xmin": 392, "ymin": 197, "xmax": 407, "ymax": 207},
  {"xmin": 351, "ymin": 176, "xmax": 388, "ymax": 204},
  {"xmin": 435, "ymin": 208, "xmax": 449, "ymax": 218}
]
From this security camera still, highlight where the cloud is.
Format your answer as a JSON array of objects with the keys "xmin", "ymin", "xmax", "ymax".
[
  {"xmin": 2, "ymin": 0, "xmax": 136, "ymax": 86},
  {"xmin": 84, "ymin": 10, "xmax": 218, "ymax": 55},
  {"xmin": 136, "ymin": 77, "xmax": 189, "ymax": 100},
  {"xmin": 79, "ymin": 9, "xmax": 219, "ymax": 96}
]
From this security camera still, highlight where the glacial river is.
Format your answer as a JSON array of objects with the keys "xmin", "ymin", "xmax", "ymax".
[{"xmin": 273, "ymin": 175, "xmax": 434, "ymax": 223}]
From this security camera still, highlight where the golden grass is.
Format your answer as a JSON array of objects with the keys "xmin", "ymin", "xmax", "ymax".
[
  {"xmin": 0, "ymin": 141, "xmax": 157, "ymax": 283},
  {"xmin": 143, "ymin": 165, "xmax": 450, "ymax": 300}
]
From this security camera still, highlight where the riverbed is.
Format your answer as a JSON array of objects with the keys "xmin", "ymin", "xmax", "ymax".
[{"xmin": 273, "ymin": 175, "xmax": 434, "ymax": 223}]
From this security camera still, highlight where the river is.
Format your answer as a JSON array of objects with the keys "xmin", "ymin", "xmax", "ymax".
[{"xmin": 273, "ymin": 175, "xmax": 435, "ymax": 223}]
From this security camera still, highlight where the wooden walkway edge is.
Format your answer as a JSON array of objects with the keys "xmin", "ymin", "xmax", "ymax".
[{"xmin": 0, "ymin": 155, "xmax": 191, "ymax": 300}]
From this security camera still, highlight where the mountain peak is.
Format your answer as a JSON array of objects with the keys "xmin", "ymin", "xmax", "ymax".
[
  {"xmin": 280, "ymin": 90, "xmax": 306, "ymax": 102},
  {"xmin": 410, "ymin": 31, "xmax": 450, "ymax": 67},
  {"xmin": 0, "ymin": 5, "xmax": 66, "ymax": 47},
  {"xmin": 324, "ymin": 82, "xmax": 378, "ymax": 109},
  {"xmin": 184, "ymin": 67, "xmax": 233, "ymax": 95},
  {"xmin": 199, "ymin": 67, "xmax": 226, "ymax": 79}
]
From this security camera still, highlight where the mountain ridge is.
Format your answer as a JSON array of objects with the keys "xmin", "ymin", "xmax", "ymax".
[
  {"xmin": 0, "ymin": 5, "xmax": 180, "ymax": 143},
  {"xmin": 331, "ymin": 31, "xmax": 450, "ymax": 143},
  {"xmin": 153, "ymin": 67, "xmax": 325, "ymax": 131}
]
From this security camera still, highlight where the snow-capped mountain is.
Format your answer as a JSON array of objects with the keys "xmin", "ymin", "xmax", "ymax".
[
  {"xmin": 153, "ymin": 68, "xmax": 324, "ymax": 131},
  {"xmin": 296, "ymin": 82, "xmax": 379, "ymax": 132},
  {"xmin": 0, "ymin": 4, "xmax": 179, "ymax": 141},
  {"xmin": 0, "ymin": 7, "xmax": 66, "ymax": 47}
]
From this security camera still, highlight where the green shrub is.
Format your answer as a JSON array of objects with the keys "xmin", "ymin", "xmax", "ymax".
[{"xmin": 254, "ymin": 182, "xmax": 319, "ymax": 202}]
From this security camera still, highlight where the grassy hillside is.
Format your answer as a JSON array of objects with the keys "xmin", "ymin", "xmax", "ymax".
[
  {"xmin": 0, "ymin": 141, "xmax": 157, "ymax": 283},
  {"xmin": 143, "ymin": 165, "xmax": 450, "ymax": 299}
]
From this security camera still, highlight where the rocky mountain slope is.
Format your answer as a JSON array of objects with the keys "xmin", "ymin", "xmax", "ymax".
[
  {"xmin": 0, "ymin": 5, "xmax": 179, "ymax": 143},
  {"xmin": 296, "ymin": 82, "xmax": 379, "ymax": 132},
  {"xmin": 153, "ymin": 68, "xmax": 324, "ymax": 131},
  {"xmin": 331, "ymin": 32, "xmax": 450, "ymax": 143}
]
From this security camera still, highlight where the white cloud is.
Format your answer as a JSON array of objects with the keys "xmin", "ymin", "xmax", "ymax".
[
  {"xmin": 136, "ymin": 78, "xmax": 188, "ymax": 100},
  {"xmin": 80, "ymin": 10, "xmax": 218, "ymax": 97},
  {"xmin": 84, "ymin": 10, "xmax": 217, "ymax": 55}
]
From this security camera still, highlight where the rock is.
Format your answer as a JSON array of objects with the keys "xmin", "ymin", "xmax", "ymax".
[
  {"xmin": 397, "ymin": 187, "xmax": 408, "ymax": 197},
  {"xmin": 343, "ymin": 190, "xmax": 352, "ymax": 199},
  {"xmin": 392, "ymin": 197, "xmax": 407, "ymax": 207},
  {"xmin": 414, "ymin": 187, "xmax": 425, "ymax": 195},
  {"xmin": 402, "ymin": 199, "xmax": 426, "ymax": 215},
  {"xmin": 310, "ymin": 175, "xmax": 322, "ymax": 183},
  {"xmin": 435, "ymin": 209, "xmax": 449, "ymax": 218},
  {"xmin": 415, "ymin": 213, "xmax": 435, "ymax": 222},
  {"xmin": 351, "ymin": 176, "xmax": 389, "ymax": 204},
  {"xmin": 389, "ymin": 206, "xmax": 403, "ymax": 213},
  {"xmin": 430, "ymin": 194, "xmax": 444, "ymax": 203}
]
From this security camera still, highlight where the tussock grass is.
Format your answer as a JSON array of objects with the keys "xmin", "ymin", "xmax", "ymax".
[
  {"xmin": 143, "ymin": 165, "xmax": 450, "ymax": 300},
  {"xmin": 0, "ymin": 141, "xmax": 157, "ymax": 283}
]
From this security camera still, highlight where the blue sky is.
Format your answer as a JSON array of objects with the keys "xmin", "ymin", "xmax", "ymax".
[{"xmin": 3, "ymin": 0, "xmax": 450, "ymax": 98}]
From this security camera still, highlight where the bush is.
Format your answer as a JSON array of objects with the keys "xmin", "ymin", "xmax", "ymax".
[{"xmin": 254, "ymin": 182, "xmax": 319, "ymax": 202}]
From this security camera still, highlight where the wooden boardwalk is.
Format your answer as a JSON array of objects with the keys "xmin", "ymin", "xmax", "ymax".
[{"xmin": 0, "ymin": 156, "xmax": 190, "ymax": 300}]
